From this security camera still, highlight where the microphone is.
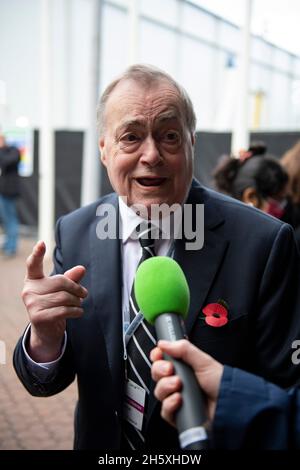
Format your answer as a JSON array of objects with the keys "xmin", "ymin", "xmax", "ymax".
[{"xmin": 134, "ymin": 256, "xmax": 209, "ymax": 450}]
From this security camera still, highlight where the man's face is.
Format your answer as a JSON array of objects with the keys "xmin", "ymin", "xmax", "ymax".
[{"xmin": 99, "ymin": 79, "xmax": 194, "ymax": 212}]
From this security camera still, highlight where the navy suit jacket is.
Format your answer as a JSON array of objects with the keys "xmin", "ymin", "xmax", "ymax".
[
  {"xmin": 13, "ymin": 181, "xmax": 300, "ymax": 449},
  {"xmin": 214, "ymin": 366, "xmax": 300, "ymax": 449}
]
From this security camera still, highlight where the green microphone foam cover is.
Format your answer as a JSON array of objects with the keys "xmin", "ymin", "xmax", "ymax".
[{"xmin": 134, "ymin": 256, "xmax": 190, "ymax": 325}]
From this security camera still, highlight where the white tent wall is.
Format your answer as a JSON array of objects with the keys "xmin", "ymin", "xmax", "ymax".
[
  {"xmin": 0, "ymin": 0, "xmax": 40, "ymax": 129},
  {"xmin": 0, "ymin": 0, "xmax": 299, "ymax": 132}
]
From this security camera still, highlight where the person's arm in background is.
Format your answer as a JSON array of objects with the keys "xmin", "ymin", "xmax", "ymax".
[
  {"xmin": 151, "ymin": 340, "xmax": 300, "ymax": 449},
  {"xmin": 254, "ymin": 223, "xmax": 300, "ymax": 388},
  {"xmin": 13, "ymin": 235, "xmax": 88, "ymax": 397}
]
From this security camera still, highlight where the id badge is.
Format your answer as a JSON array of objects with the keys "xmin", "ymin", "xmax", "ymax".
[{"xmin": 124, "ymin": 378, "xmax": 146, "ymax": 431}]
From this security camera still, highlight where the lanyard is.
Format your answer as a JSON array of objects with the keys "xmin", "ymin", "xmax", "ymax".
[
  {"xmin": 123, "ymin": 312, "xmax": 144, "ymax": 363},
  {"xmin": 124, "ymin": 311, "xmax": 144, "ymax": 346}
]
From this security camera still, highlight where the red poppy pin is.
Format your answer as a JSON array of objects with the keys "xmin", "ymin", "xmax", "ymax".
[{"xmin": 202, "ymin": 299, "xmax": 229, "ymax": 327}]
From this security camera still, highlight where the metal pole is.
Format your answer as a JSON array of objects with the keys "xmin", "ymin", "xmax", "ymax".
[
  {"xmin": 38, "ymin": 0, "xmax": 55, "ymax": 256},
  {"xmin": 62, "ymin": 0, "xmax": 72, "ymax": 127},
  {"xmin": 0, "ymin": 80, "xmax": 7, "ymax": 129},
  {"xmin": 128, "ymin": 0, "xmax": 139, "ymax": 65},
  {"xmin": 81, "ymin": 0, "xmax": 102, "ymax": 206},
  {"xmin": 231, "ymin": 0, "xmax": 252, "ymax": 155}
]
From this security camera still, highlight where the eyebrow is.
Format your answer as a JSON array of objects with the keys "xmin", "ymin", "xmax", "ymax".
[
  {"xmin": 154, "ymin": 110, "xmax": 181, "ymax": 125},
  {"xmin": 115, "ymin": 110, "xmax": 181, "ymax": 136},
  {"xmin": 115, "ymin": 119, "xmax": 146, "ymax": 135}
]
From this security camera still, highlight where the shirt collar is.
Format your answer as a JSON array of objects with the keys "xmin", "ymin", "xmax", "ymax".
[
  {"xmin": 118, "ymin": 196, "xmax": 183, "ymax": 244},
  {"xmin": 119, "ymin": 197, "xmax": 145, "ymax": 244}
]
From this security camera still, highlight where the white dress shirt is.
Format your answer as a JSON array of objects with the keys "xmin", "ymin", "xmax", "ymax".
[{"xmin": 23, "ymin": 197, "xmax": 182, "ymax": 379}]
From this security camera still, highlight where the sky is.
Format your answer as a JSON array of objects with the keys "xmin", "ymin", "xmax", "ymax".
[{"xmin": 192, "ymin": 0, "xmax": 300, "ymax": 56}]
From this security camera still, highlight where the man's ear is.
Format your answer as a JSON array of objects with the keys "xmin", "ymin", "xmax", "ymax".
[
  {"xmin": 99, "ymin": 137, "xmax": 106, "ymax": 166},
  {"xmin": 242, "ymin": 187, "xmax": 260, "ymax": 208}
]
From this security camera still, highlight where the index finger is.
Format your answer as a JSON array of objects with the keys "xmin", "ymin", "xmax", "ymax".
[
  {"xmin": 26, "ymin": 241, "xmax": 46, "ymax": 280},
  {"xmin": 43, "ymin": 274, "xmax": 88, "ymax": 298}
]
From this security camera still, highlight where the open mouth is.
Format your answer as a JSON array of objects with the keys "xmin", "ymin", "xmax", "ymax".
[{"xmin": 136, "ymin": 177, "xmax": 167, "ymax": 187}]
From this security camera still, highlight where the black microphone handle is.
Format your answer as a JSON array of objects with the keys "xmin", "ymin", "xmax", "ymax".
[{"xmin": 154, "ymin": 313, "xmax": 209, "ymax": 450}]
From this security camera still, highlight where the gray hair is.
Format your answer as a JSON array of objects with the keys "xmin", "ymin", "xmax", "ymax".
[{"xmin": 96, "ymin": 64, "xmax": 196, "ymax": 137}]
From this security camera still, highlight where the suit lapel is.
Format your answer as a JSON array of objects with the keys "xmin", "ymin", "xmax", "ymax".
[
  {"xmin": 89, "ymin": 195, "xmax": 124, "ymax": 413},
  {"xmin": 176, "ymin": 182, "xmax": 228, "ymax": 334},
  {"xmin": 175, "ymin": 229, "xmax": 228, "ymax": 334}
]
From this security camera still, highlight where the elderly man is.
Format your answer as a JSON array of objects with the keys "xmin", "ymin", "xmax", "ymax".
[{"xmin": 14, "ymin": 65, "xmax": 300, "ymax": 450}]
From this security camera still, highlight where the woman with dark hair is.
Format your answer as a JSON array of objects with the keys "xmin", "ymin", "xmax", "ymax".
[
  {"xmin": 213, "ymin": 154, "xmax": 289, "ymax": 218},
  {"xmin": 281, "ymin": 141, "xmax": 300, "ymax": 206},
  {"xmin": 239, "ymin": 140, "xmax": 267, "ymax": 160},
  {"xmin": 281, "ymin": 140, "xmax": 300, "ymax": 246}
]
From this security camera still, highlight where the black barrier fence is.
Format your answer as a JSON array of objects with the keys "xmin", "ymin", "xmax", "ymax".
[
  {"xmin": 17, "ymin": 130, "xmax": 84, "ymax": 227},
  {"xmin": 16, "ymin": 130, "xmax": 300, "ymax": 227}
]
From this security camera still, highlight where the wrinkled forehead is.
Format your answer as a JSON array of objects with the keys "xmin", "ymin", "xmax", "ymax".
[{"xmin": 104, "ymin": 78, "xmax": 185, "ymax": 129}]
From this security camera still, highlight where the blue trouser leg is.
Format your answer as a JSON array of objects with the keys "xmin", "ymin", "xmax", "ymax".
[{"xmin": 0, "ymin": 195, "xmax": 19, "ymax": 254}]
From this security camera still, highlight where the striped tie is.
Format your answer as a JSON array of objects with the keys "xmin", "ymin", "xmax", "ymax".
[{"xmin": 123, "ymin": 222, "xmax": 157, "ymax": 450}]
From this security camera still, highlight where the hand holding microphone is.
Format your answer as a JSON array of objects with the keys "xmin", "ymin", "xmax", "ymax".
[
  {"xmin": 134, "ymin": 256, "xmax": 213, "ymax": 450},
  {"xmin": 151, "ymin": 340, "xmax": 223, "ymax": 428}
]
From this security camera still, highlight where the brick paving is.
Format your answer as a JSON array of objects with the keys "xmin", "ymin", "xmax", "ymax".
[{"xmin": 0, "ymin": 237, "xmax": 76, "ymax": 450}]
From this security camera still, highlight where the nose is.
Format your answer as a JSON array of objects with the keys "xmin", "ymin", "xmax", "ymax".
[{"xmin": 139, "ymin": 136, "xmax": 162, "ymax": 167}]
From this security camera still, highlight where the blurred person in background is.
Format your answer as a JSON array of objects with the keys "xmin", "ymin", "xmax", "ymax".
[
  {"xmin": 281, "ymin": 141, "xmax": 300, "ymax": 247},
  {"xmin": 213, "ymin": 152, "xmax": 289, "ymax": 219},
  {"xmin": 238, "ymin": 140, "xmax": 267, "ymax": 160},
  {"xmin": 0, "ymin": 133, "xmax": 21, "ymax": 257}
]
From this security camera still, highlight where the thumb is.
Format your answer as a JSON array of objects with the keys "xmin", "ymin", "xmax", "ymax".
[
  {"xmin": 26, "ymin": 241, "xmax": 46, "ymax": 280},
  {"xmin": 64, "ymin": 265, "xmax": 86, "ymax": 283}
]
